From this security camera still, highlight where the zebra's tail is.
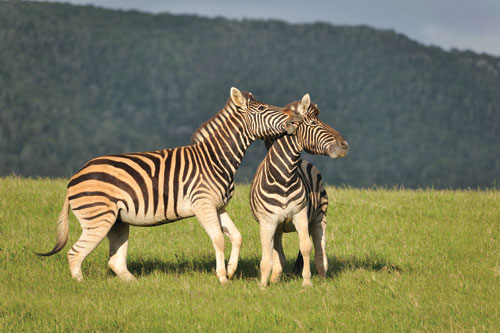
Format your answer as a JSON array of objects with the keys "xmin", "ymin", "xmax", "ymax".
[
  {"xmin": 292, "ymin": 251, "xmax": 304, "ymax": 276},
  {"xmin": 36, "ymin": 196, "xmax": 70, "ymax": 256}
]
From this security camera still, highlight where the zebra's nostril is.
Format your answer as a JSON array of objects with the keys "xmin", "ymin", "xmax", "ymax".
[{"xmin": 342, "ymin": 141, "xmax": 349, "ymax": 150}]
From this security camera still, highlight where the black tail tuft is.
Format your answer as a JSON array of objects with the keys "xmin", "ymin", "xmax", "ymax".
[
  {"xmin": 34, "ymin": 245, "xmax": 64, "ymax": 257},
  {"xmin": 292, "ymin": 251, "xmax": 304, "ymax": 275}
]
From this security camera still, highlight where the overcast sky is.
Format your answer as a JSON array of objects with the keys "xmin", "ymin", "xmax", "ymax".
[{"xmin": 38, "ymin": 0, "xmax": 500, "ymax": 56}]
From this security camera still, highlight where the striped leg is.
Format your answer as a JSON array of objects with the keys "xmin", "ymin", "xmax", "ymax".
[
  {"xmin": 193, "ymin": 203, "xmax": 228, "ymax": 284},
  {"xmin": 270, "ymin": 231, "xmax": 285, "ymax": 283},
  {"xmin": 310, "ymin": 213, "xmax": 328, "ymax": 278},
  {"xmin": 107, "ymin": 220, "xmax": 135, "ymax": 281},
  {"xmin": 67, "ymin": 212, "xmax": 117, "ymax": 281},
  {"xmin": 219, "ymin": 211, "xmax": 242, "ymax": 279},
  {"xmin": 293, "ymin": 208, "xmax": 313, "ymax": 287},
  {"xmin": 259, "ymin": 220, "xmax": 278, "ymax": 288}
]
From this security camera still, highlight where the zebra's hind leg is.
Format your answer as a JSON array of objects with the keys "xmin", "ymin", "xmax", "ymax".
[
  {"xmin": 270, "ymin": 231, "xmax": 285, "ymax": 283},
  {"xmin": 107, "ymin": 219, "xmax": 135, "ymax": 281},
  {"xmin": 193, "ymin": 203, "xmax": 228, "ymax": 284},
  {"xmin": 219, "ymin": 211, "xmax": 242, "ymax": 279},
  {"xmin": 293, "ymin": 209, "xmax": 313, "ymax": 287},
  {"xmin": 67, "ymin": 210, "xmax": 117, "ymax": 281},
  {"xmin": 310, "ymin": 213, "xmax": 328, "ymax": 278}
]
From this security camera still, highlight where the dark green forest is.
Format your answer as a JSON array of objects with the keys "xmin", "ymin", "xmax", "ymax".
[{"xmin": 1, "ymin": 1, "xmax": 499, "ymax": 188}]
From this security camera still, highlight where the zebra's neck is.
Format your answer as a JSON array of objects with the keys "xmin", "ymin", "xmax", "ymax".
[
  {"xmin": 192, "ymin": 101, "xmax": 253, "ymax": 182},
  {"xmin": 266, "ymin": 134, "xmax": 303, "ymax": 187}
]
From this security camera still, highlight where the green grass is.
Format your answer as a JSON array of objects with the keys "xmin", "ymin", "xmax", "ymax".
[{"xmin": 1, "ymin": 176, "xmax": 499, "ymax": 331}]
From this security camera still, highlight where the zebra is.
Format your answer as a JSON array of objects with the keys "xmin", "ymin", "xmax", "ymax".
[
  {"xmin": 249, "ymin": 94, "xmax": 348, "ymax": 287},
  {"xmin": 265, "ymin": 148, "xmax": 327, "ymax": 278},
  {"xmin": 37, "ymin": 87, "xmax": 303, "ymax": 284}
]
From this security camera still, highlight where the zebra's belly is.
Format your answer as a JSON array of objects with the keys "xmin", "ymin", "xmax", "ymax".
[
  {"xmin": 282, "ymin": 201, "xmax": 306, "ymax": 220},
  {"xmin": 119, "ymin": 212, "xmax": 170, "ymax": 226},
  {"xmin": 276, "ymin": 209, "xmax": 301, "ymax": 233},
  {"xmin": 274, "ymin": 205, "xmax": 307, "ymax": 233},
  {"xmin": 119, "ymin": 199, "xmax": 195, "ymax": 226}
]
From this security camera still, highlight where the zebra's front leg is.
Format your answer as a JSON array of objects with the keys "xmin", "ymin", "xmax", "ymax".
[
  {"xmin": 310, "ymin": 213, "xmax": 328, "ymax": 278},
  {"xmin": 107, "ymin": 219, "xmax": 135, "ymax": 281},
  {"xmin": 270, "ymin": 231, "xmax": 285, "ymax": 283},
  {"xmin": 259, "ymin": 220, "xmax": 278, "ymax": 288},
  {"xmin": 219, "ymin": 210, "xmax": 242, "ymax": 279},
  {"xmin": 293, "ymin": 209, "xmax": 313, "ymax": 287},
  {"xmin": 193, "ymin": 203, "xmax": 228, "ymax": 284}
]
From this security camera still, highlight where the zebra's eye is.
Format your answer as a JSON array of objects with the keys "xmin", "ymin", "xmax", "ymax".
[
  {"xmin": 257, "ymin": 105, "xmax": 265, "ymax": 111},
  {"xmin": 310, "ymin": 120, "xmax": 319, "ymax": 125}
]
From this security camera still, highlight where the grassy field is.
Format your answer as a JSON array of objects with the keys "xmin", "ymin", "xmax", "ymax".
[{"xmin": 0, "ymin": 176, "xmax": 499, "ymax": 331}]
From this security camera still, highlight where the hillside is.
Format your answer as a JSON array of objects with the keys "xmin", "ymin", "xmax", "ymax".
[{"xmin": 1, "ymin": 1, "xmax": 499, "ymax": 188}]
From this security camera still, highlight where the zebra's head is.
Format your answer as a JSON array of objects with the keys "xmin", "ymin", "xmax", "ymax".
[
  {"xmin": 281, "ymin": 94, "xmax": 349, "ymax": 159},
  {"xmin": 230, "ymin": 87, "xmax": 303, "ymax": 140}
]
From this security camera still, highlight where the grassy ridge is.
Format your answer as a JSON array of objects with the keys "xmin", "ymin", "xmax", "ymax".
[{"xmin": 1, "ymin": 177, "xmax": 499, "ymax": 331}]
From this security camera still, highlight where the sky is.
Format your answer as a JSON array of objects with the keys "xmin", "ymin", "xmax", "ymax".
[{"xmin": 37, "ymin": 0, "xmax": 500, "ymax": 56}]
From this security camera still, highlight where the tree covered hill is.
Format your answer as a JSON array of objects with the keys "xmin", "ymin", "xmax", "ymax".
[{"xmin": 1, "ymin": 1, "xmax": 499, "ymax": 188}]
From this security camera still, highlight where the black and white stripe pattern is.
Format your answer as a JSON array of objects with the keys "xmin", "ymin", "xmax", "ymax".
[
  {"xmin": 288, "ymin": 160, "xmax": 328, "ymax": 277},
  {"xmin": 249, "ymin": 94, "xmax": 348, "ymax": 287},
  {"xmin": 37, "ymin": 87, "xmax": 302, "ymax": 284}
]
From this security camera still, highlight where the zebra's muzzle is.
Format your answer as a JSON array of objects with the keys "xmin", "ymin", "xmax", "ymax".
[{"xmin": 328, "ymin": 140, "xmax": 349, "ymax": 159}]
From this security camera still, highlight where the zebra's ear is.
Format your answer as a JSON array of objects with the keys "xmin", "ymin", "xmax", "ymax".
[
  {"xmin": 230, "ymin": 87, "xmax": 248, "ymax": 109},
  {"xmin": 298, "ymin": 93, "xmax": 311, "ymax": 116}
]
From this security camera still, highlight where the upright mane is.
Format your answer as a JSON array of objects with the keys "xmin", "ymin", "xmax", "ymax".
[
  {"xmin": 190, "ymin": 92, "xmax": 255, "ymax": 144},
  {"xmin": 190, "ymin": 99, "xmax": 231, "ymax": 144}
]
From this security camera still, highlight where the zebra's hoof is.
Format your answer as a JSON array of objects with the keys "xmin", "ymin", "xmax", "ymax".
[
  {"xmin": 270, "ymin": 274, "xmax": 281, "ymax": 284},
  {"xmin": 71, "ymin": 271, "xmax": 83, "ymax": 282},
  {"xmin": 302, "ymin": 279, "xmax": 313, "ymax": 288},
  {"xmin": 119, "ymin": 272, "xmax": 137, "ymax": 282},
  {"xmin": 227, "ymin": 267, "xmax": 237, "ymax": 279},
  {"xmin": 219, "ymin": 276, "xmax": 229, "ymax": 285}
]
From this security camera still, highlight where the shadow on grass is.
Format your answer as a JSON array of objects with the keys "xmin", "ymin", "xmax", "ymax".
[
  {"xmin": 325, "ymin": 254, "xmax": 403, "ymax": 278},
  {"xmin": 129, "ymin": 255, "xmax": 215, "ymax": 277},
  {"xmin": 128, "ymin": 252, "xmax": 402, "ymax": 280},
  {"xmin": 128, "ymin": 255, "xmax": 261, "ymax": 279}
]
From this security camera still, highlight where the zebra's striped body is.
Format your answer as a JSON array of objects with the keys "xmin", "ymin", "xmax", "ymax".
[
  {"xmin": 38, "ymin": 88, "xmax": 302, "ymax": 284},
  {"xmin": 67, "ymin": 146, "xmax": 231, "ymax": 228},
  {"xmin": 249, "ymin": 94, "xmax": 348, "ymax": 287}
]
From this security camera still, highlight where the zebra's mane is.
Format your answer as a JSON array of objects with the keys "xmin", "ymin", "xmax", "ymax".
[
  {"xmin": 190, "ymin": 92, "xmax": 254, "ymax": 144},
  {"xmin": 189, "ymin": 104, "xmax": 229, "ymax": 144}
]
